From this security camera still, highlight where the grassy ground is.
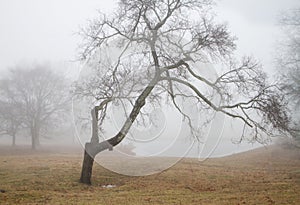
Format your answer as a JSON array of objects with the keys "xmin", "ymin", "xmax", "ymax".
[{"xmin": 0, "ymin": 145, "xmax": 299, "ymax": 204}]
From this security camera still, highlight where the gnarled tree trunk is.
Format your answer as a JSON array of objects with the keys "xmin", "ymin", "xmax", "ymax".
[
  {"xmin": 79, "ymin": 77, "xmax": 158, "ymax": 184},
  {"xmin": 80, "ymin": 108, "xmax": 100, "ymax": 184},
  {"xmin": 80, "ymin": 143, "xmax": 96, "ymax": 184}
]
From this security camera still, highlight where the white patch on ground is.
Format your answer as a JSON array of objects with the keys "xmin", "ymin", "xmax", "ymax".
[{"xmin": 101, "ymin": 185, "xmax": 117, "ymax": 188}]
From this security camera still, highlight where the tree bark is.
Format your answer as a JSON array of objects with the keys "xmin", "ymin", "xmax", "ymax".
[
  {"xmin": 80, "ymin": 143, "xmax": 96, "ymax": 184},
  {"xmin": 80, "ymin": 108, "xmax": 100, "ymax": 185}
]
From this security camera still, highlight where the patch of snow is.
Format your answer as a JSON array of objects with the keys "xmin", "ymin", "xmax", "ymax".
[{"xmin": 102, "ymin": 184, "xmax": 116, "ymax": 188}]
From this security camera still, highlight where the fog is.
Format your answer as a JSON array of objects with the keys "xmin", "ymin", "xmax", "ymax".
[{"xmin": 0, "ymin": 0, "xmax": 299, "ymax": 158}]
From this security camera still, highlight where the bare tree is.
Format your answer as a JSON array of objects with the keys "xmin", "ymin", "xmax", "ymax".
[
  {"xmin": 0, "ymin": 96, "xmax": 22, "ymax": 146},
  {"xmin": 0, "ymin": 64, "xmax": 70, "ymax": 149},
  {"xmin": 277, "ymin": 8, "xmax": 300, "ymax": 144},
  {"xmin": 75, "ymin": 0, "xmax": 290, "ymax": 184}
]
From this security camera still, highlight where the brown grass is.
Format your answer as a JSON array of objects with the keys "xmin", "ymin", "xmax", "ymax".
[{"xmin": 0, "ymin": 145, "xmax": 299, "ymax": 204}]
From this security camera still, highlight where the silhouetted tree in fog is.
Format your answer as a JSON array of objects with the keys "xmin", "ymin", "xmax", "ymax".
[
  {"xmin": 277, "ymin": 8, "xmax": 300, "ymax": 145},
  {"xmin": 0, "ymin": 65, "xmax": 70, "ymax": 149},
  {"xmin": 75, "ymin": 0, "xmax": 291, "ymax": 184},
  {"xmin": 0, "ymin": 96, "xmax": 22, "ymax": 146}
]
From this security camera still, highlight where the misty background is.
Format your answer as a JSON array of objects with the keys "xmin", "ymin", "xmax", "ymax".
[{"xmin": 0, "ymin": 0, "xmax": 299, "ymax": 157}]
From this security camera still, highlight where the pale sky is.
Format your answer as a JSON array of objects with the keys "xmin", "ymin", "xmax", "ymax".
[
  {"xmin": 215, "ymin": 0, "xmax": 300, "ymax": 75},
  {"xmin": 0, "ymin": 0, "xmax": 117, "ymax": 75},
  {"xmin": 0, "ymin": 0, "xmax": 299, "ymax": 74}
]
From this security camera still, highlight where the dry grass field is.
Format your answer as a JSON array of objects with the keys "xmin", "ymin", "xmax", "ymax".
[{"xmin": 0, "ymin": 145, "xmax": 299, "ymax": 204}]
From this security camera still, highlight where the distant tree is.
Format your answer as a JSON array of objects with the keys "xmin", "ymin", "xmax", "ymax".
[
  {"xmin": 0, "ymin": 65, "xmax": 70, "ymax": 149},
  {"xmin": 276, "ymin": 8, "xmax": 300, "ymax": 145},
  {"xmin": 75, "ymin": 0, "xmax": 291, "ymax": 184},
  {"xmin": 0, "ymin": 98, "xmax": 22, "ymax": 146}
]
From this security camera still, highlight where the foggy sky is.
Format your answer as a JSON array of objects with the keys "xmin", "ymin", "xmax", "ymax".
[{"xmin": 0, "ymin": 0, "xmax": 299, "ymax": 75}]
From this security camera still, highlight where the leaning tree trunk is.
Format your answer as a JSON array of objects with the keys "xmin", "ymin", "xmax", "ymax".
[
  {"xmin": 80, "ymin": 107, "xmax": 100, "ymax": 184},
  {"xmin": 80, "ymin": 143, "xmax": 96, "ymax": 184},
  {"xmin": 80, "ymin": 141, "xmax": 115, "ymax": 184},
  {"xmin": 79, "ymin": 77, "xmax": 158, "ymax": 184}
]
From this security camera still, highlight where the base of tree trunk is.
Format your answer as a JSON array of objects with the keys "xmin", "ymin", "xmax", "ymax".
[
  {"xmin": 31, "ymin": 142, "xmax": 36, "ymax": 150},
  {"xmin": 31, "ymin": 134, "xmax": 37, "ymax": 150},
  {"xmin": 12, "ymin": 135, "xmax": 16, "ymax": 147},
  {"xmin": 80, "ymin": 143, "xmax": 96, "ymax": 185}
]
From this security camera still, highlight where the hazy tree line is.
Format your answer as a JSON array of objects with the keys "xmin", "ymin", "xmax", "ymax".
[
  {"xmin": 0, "ymin": 64, "xmax": 70, "ymax": 149},
  {"xmin": 277, "ymin": 8, "xmax": 300, "ymax": 146}
]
